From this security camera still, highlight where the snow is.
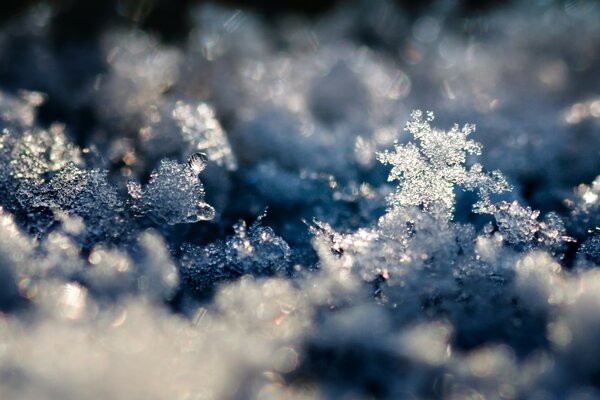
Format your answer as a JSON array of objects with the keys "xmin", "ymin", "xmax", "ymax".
[{"xmin": 0, "ymin": 0, "xmax": 599, "ymax": 398}]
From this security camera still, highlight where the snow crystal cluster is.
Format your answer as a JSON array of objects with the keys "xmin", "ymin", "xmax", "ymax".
[
  {"xmin": 377, "ymin": 110, "xmax": 510, "ymax": 216},
  {"xmin": 0, "ymin": 1, "xmax": 600, "ymax": 399}
]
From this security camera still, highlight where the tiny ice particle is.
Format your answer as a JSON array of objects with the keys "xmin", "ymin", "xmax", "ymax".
[{"xmin": 188, "ymin": 152, "xmax": 209, "ymax": 175}]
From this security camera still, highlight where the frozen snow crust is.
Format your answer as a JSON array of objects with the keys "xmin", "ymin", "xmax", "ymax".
[{"xmin": 1, "ymin": 1, "xmax": 600, "ymax": 398}]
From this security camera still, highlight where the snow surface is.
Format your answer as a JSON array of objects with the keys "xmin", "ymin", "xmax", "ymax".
[{"xmin": 0, "ymin": 1, "xmax": 600, "ymax": 399}]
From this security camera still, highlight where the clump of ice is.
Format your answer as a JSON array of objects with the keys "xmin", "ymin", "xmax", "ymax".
[
  {"xmin": 494, "ymin": 200, "xmax": 571, "ymax": 254},
  {"xmin": 127, "ymin": 155, "xmax": 215, "ymax": 225},
  {"xmin": 180, "ymin": 218, "xmax": 291, "ymax": 294}
]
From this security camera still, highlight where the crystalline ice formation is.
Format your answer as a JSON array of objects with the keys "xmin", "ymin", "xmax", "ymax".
[
  {"xmin": 128, "ymin": 156, "xmax": 215, "ymax": 225},
  {"xmin": 4, "ymin": 123, "xmax": 82, "ymax": 183},
  {"xmin": 308, "ymin": 108, "xmax": 572, "ymax": 355},
  {"xmin": 377, "ymin": 110, "xmax": 510, "ymax": 217},
  {"xmin": 0, "ymin": 92, "xmax": 78, "ymax": 184},
  {"xmin": 494, "ymin": 200, "xmax": 571, "ymax": 253},
  {"xmin": 187, "ymin": 151, "xmax": 208, "ymax": 174},
  {"xmin": 180, "ymin": 219, "xmax": 291, "ymax": 293},
  {"xmin": 577, "ymin": 235, "xmax": 600, "ymax": 266},
  {"xmin": 494, "ymin": 202, "xmax": 541, "ymax": 244},
  {"xmin": 32, "ymin": 163, "xmax": 128, "ymax": 244}
]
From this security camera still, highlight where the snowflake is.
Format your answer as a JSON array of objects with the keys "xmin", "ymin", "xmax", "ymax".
[{"xmin": 377, "ymin": 110, "xmax": 510, "ymax": 218}]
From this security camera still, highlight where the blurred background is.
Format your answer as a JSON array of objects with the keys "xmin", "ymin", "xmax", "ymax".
[{"xmin": 0, "ymin": 0, "xmax": 511, "ymax": 41}]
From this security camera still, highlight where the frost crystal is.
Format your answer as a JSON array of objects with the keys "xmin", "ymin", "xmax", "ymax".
[
  {"xmin": 187, "ymin": 151, "xmax": 208, "ymax": 175},
  {"xmin": 377, "ymin": 110, "xmax": 510, "ymax": 217},
  {"xmin": 577, "ymin": 236, "xmax": 600, "ymax": 265},
  {"xmin": 5, "ymin": 123, "xmax": 82, "ymax": 182},
  {"xmin": 180, "ymin": 219, "xmax": 291, "ymax": 293},
  {"xmin": 32, "ymin": 163, "xmax": 128, "ymax": 244},
  {"xmin": 494, "ymin": 200, "xmax": 571, "ymax": 251},
  {"xmin": 0, "ymin": 93, "xmax": 82, "ymax": 188},
  {"xmin": 128, "ymin": 156, "xmax": 215, "ymax": 225}
]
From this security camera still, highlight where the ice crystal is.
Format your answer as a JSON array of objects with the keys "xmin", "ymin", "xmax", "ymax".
[
  {"xmin": 0, "ymin": 92, "xmax": 81, "ymax": 187},
  {"xmin": 377, "ymin": 110, "xmax": 510, "ymax": 217},
  {"xmin": 127, "ymin": 156, "xmax": 215, "ymax": 225},
  {"xmin": 187, "ymin": 151, "xmax": 208, "ymax": 174},
  {"xmin": 31, "ymin": 163, "xmax": 128, "ymax": 244},
  {"xmin": 577, "ymin": 236, "xmax": 600, "ymax": 265},
  {"xmin": 4, "ymin": 123, "xmax": 82, "ymax": 182},
  {"xmin": 180, "ymin": 219, "xmax": 291, "ymax": 293},
  {"xmin": 494, "ymin": 200, "xmax": 571, "ymax": 252},
  {"xmin": 495, "ymin": 201, "xmax": 541, "ymax": 243}
]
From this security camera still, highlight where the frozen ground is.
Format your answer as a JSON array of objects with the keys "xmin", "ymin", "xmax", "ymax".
[{"xmin": 0, "ymin": 0, "xmax": 600, "ymax": 398}]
